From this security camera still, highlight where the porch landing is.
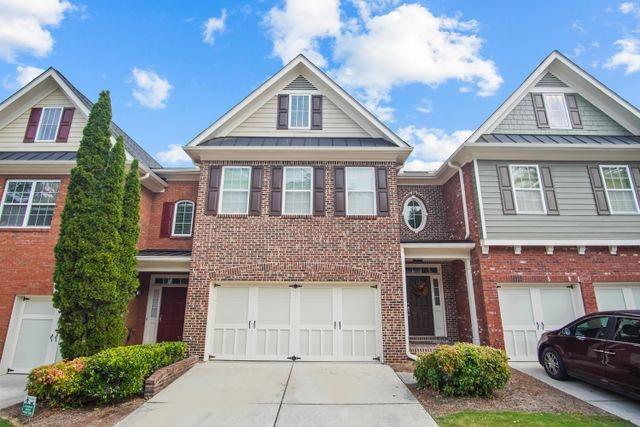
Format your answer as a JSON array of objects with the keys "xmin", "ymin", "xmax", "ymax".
[{"xmin": 408, "ymin": 336, "xmax": 453, "ymax": 355}]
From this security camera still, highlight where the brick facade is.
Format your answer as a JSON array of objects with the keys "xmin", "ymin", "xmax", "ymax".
[
  {"xmin": 184, "ymin": 161, "xmax": 407, "ymax": 362},
  {"xmin": 397, "ymin": 185, "xmax": 448, "ymax": 241}
]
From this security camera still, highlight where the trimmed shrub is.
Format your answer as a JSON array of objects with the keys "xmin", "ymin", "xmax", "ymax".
[
  {"xmin": 414, "ymin": 343, "xmax": 510, "ymax": 397},
  {"xmin": 27, "ymin": 342, "xmax": 187, "ymax": 406}
]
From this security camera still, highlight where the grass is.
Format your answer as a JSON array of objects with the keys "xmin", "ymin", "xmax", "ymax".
[
  {"xmin": 436, "ymin": 411, "xmax": 632, "ymax": 427},
  {"xmin": 0, "ymin": 419, "xmax": 13, "ymax": 427}
]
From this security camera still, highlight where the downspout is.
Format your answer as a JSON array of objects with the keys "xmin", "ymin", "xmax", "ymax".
[
  {"xmin": 447, "ymin": 161, "xmax": 470, "ymax": 240},
  {"xmin": 401, "ymin": 247, "xmax": 417, "ymax": 360}
]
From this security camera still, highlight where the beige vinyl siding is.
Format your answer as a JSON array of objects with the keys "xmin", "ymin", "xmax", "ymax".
[
  {"xmin": 0, "ymin": 89, "xmax": 86, "ymax": 144},
  {"xmin": 228, "ymin": 95, "xmax": 370, "ymax": 137},
  {"xmin": 477, "ymin": 160, "xmax": 640, "ymax": 240}
]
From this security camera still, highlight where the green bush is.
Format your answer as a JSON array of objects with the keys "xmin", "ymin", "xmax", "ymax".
[
  {"xmin": 27, "ymin": 342, "xmax": 187, "ymax": 406},
  {"xmin": 414, "ymin": 343, "xmax": 510, "ymax": 397}
]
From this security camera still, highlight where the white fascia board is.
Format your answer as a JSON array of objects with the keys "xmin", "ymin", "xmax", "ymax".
[
  {"xmin": 401, "ymin": 242, "xmax": 475, "ymax": 260},
  {"xmin": 136, "ymin": 256, "xmax": 191, "ymax": 272},
  {"xmin": 0, "ymin": 161, "xmax": 75, "ymax": 174},
  {"xmin": 452, "ymin": 143, "xmax": 640, "ymax": 163},
  {"xmin": 481, "ymin": 239, "xmax": 640, "ymax": 247},
  {"xmin": 152, "ymin": 168, "xmax": 200, "ymax": 181}
]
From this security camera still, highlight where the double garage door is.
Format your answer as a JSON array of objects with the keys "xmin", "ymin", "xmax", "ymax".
[
  {"xmin": 595, "ymin": 285, "xmax": 640, "ymax": 311},
  {"xmin": 207, "ymin": 284, "xmax": 381, "ymax": 361}
]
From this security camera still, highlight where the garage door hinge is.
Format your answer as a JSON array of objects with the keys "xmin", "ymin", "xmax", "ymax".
[
  {"xmin": 566, "ymin": 284, "xmax": 574, "ymax": 289},
  {"xmin": 7, "ymin": 368, "xmax": 14, "ymax": 373},
  {"xmin": 372, "ymin": 356, "xmax": 381, "ymax": 361},
  {"xmin": 22, "ymin": 296, "xmax": 30, "ymax": 301},
  {"xmin": 370, "ymin": 285, "xmax": 378, "ymax": 289},
  {"xmin": 289, "ymin": 284, "xmax": 301, "ymax": 289},
  {"xmin": 208, "ymin": 355, "xmax": 216, "ymax": 360},
  {"xmin": 287, "ymin": 355, "xmax": 301, "ymax": 361},
  {"xmin": 213, "ymin": 284, "xmax": 221, "ymax": 288}
]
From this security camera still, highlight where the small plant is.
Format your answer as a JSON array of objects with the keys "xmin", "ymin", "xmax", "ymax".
[
  {"xmin": 27, "ymin": 358, "xmax": 88, "ymax": 407},
  {"xmin": 414, "ymin": 342, "xmax": 510, "ymax": 397}
]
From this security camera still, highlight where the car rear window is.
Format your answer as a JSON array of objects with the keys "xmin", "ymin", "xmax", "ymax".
[
  {"xmin": 613, "ymin": 317, "xmax": 640, "ymax": 345},
  {"xmin": 574, "ymin": 316, "xmax": 609, "ymax": 339}
]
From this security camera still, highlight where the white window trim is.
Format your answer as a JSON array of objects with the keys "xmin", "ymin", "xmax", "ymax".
[
  {"xmin": 542, "ymin": 93, "xmax": 572, "ymax": 130},
  {"xmin": 282, "ymin": 166, "xmax": 313, "ymax": 215},
  {"xmin": 345, "ymin": 167, "xmax": 377, "ymax": 216},
  {"xmin": 403, "ymin": 196, "xmax": 427, "ymax": 232},
  {"xmin": 599, "ymin": 164, "xmax": 640, "ymax": 215},
  {"xmin": 34, "ymin": 106, "xmax": 64, "ymax": 142},
  {"xmin": 509, "ymin": 164, "xmax": 547, "ymax": 214},
  {"xmin": 218, "ymin": 166, "xmax": 251, "ymax": 215},
  {"xmin": 171, "ymin": 200, "xmax": 195, "ymax": 237},
  {"xmin": 0, "ymin": 179, "xmax": 61, "ymax": 228},
  {"xmin": 288, "ymin": 94, "xmax": 312, "ymax": 130}
]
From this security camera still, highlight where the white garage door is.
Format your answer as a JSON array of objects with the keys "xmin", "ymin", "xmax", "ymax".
[
  {"xmin": 207, "ymin": 284, "xmax": 381, "ymax": 361},
  {"xmin": 595, "ymin": 285, "xmax": 640, "ymax": 311},
  {"xmin": 498, "ymin": 286, "xmax": 584, "ymax": 361}
]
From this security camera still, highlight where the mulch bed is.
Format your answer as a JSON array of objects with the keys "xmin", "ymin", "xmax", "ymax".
[
  {"xmin": 392, "ymin": 364, "xmax": 609, "ymax": 418},
  {"xmin": 0, "ymin": 398, "xmax": 145, "ymax": 427}
]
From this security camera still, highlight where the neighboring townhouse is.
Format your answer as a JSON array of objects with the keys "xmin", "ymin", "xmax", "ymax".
[{"xmin": 0, "ymin": 51, "xmax": 639, "ymax": 372}]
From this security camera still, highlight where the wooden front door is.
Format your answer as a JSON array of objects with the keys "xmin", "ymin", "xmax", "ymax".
[
  {"xmin": 156, "ymin": 287, "xmax": 187, "ymax": 342},
  {"xmin": 407, "ymin": 276, "xmax": 434, "ymax": 335}
]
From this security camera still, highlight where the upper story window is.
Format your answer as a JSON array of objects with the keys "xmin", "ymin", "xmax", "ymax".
[
  {"xmin": 35, "ymin": 107, "xmax": 63, "ymax": 142},
  {"xmin": 219, "ymin": 166, "xmax": 251, "ymax": 214},
  {"xmin": 403, "ymin": 196, "xmax": 426, "ymax": 232},
  {"xmin": 172, "ymin": 200, "xmax": 195, "ymax": 236},
  {"xmin": 510, "ymin": 165, "xmax": 546, "ymax": 214},
  {"xmin": 0, "ymin": 180, "xmax": 60, "ymax": 228},
  {"xmin": 346, "ymin": 167, "xmax": 376, "ymax": 215},
  {"xmin": 283, "ymin": 167, "xmax": 312, "ymax": 215},
  {"xmin": 542, "ymin": 94, "xmax": 571, "ymax": 129},
  {"xmin": 289, "ymin": 94, "xmax": 310, "ymax": 129},
  {"xmin": 600, "ymin": 165, "xmax": 639, "ymax": 214}
]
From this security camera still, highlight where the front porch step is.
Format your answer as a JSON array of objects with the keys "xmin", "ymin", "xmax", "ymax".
[{"xmin": 409, "ymin": 336, "xmax": 454, "ymax": 355}]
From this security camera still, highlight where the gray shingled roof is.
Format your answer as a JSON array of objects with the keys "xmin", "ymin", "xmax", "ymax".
[
  {"xmin": 138, "ymin": 249, "xmax": 192, "ymax": 257},
  {"xmin": 200, "ymin": 137, "xmax": 397, "ymax": 148},
  {"xmin": 0, "ymin": 151, "xmax": 77, "ymax": 161},
  {"xmin": 477, "ymin": 134, "xmax": 640, "ymax": 145}
]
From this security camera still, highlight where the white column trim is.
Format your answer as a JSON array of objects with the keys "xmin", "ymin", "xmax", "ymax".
[{"xmin": 464, "ymin": 258, "xmax": 480, "ymax": 345}]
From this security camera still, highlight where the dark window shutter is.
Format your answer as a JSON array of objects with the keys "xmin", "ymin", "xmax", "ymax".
[
  {"xmin": 334, "ymin": 167, "xmax": 346, "ymax": 216},
  {"xmin": 565, "ymin": 94, "xmax": 582, "ymax": 129},
  {"xmin": 270, "ymin": 166, "xmax": 283, "ymax": 215},
  {"xmin": 531, "ymin": 93, "xmax": 549, "ymax": 128},
  {"xmin": 376, "ymin": 167, "xmax": 389, "ymax": 216},
  {"xmin": 539, "ymin": 166, "xmax": 559, "ymax": 215},
  {"xmin": 496, "ymin": 164, "xmax": 517, "ymax": 214},
  {"xmin": 313, "ymin": 166, "xmax": 325, "ymax": 216},
  {"xmin": 56, "ymin": 107, "xmax": 75, "ymax": 142},
  {"xmin": 24, "ymin": 108, "xmax": 42, "ymax": 142},
  {"xmin": 311, "ymin": 95, "xmax": 322, "ymax": 130},
  {"xmin": 277, "ymin": 95, "xmax": 289, "ymax": 129},
  {"xmin": 249, "ymin": 166, "xmax": 263, "ymax": 216},
  {"xmin": 160, "ymin": 202, "xmax": 174, "ymax": 237},
  {"xmin": 629, "ymin": 165, "xmax": 640, "ymax": 211},
  {"xmin": 206, "ymin": 166, "xmax": 222, "ymax": 215},
  {"xmin": 587, "ymin": 165, "xmax": 610, "ymax": 215}
]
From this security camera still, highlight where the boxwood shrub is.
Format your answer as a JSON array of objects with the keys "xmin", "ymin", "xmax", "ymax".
[
  {"xmin": 414, "ymin": 343, "xmax": 510, "ymax": 397},
  {"xmin": 27, "ymin": 342, "xmax": 187, "ymax": 407}
]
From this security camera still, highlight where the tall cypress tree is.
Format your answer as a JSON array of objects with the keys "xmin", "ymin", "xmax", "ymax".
[
  {"xmin": 119, "ymin": 158, "xmax": 141, "ymax": 310},
  {"xmin": 53, "ymin": 92, "xmax": 129, "ymax": 358}
]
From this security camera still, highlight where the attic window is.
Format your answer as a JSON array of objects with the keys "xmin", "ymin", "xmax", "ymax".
[
  {"xmin": 289, "ymin": 95, "xmax": 310, "ymax": 129},
  {"xmin": 35, "ymin": 107, "xmax": 63, "ymax": 142},
  {"xmin": 543, "ymin": 94, "xmax": 571, "ymax": 129}
]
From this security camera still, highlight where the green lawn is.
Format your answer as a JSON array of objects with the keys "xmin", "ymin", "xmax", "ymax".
[
  {"xmin": 0, "ymin": 419, "xmax": 13, "ymax": 427},
  {"xmin": 437, "ymin": 411, "xmax": 632, "ymax": 427}
]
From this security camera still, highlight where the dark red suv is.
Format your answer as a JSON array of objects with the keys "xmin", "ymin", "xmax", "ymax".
[{"xmin": 537, "ymin": 310, "xmax": 640, "ymax": 400}]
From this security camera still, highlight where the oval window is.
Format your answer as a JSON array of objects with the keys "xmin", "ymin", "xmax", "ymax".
[{"xmin": 403, "ymin": 197, "xmax": 426, "ymax": 232}]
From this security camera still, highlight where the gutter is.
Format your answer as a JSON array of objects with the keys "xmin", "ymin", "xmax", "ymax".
[{"xmin": 447, "ymin": 161, "xmax": 470, "ymax": 240}]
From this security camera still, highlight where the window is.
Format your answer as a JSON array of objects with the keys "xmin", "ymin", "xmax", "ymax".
[
  {"xmin": 432, "ymin": 278, "xmax": 441, "ymax": 306},
  {"xmin": 573, "ymin": 316, "xmax": 609, "ymax": 339},
  {"xmin": 543, "ymin": 94, "xmax": 571, "ymax": 129},
  {"xmin": 403, "ymin": 196, "xmax": 426, "ymax": 232},
  {"xmin": 219, "ymin": 166, "xmax": 251, "ymax": 214},
  {"xmin": 0, "ymin": 180, "xmax": 60, "ymax": 227},
  {"xmin": 613, "ymin": 317, "xmax": 640, "ymax": 345},
  {"xmin": 600, "ymin": 165, "xmax": 639, "ymax": 214},
  {"xmin": 172, "ymin": 200, "xmax": 194, "ymax": 236},
  {"xmin": 283, "ymin": 167, "xmax": 312, "ymax": 215},
  {"xmin": 289, "ymin": 94, "xmax": 310, "ymax": 129},
  {"xmin": 346, "ymin": 167, "xmax": 376, "ymax": 215},
  {"xmin": 510, "ymin": 165, "xmax": 546, "ymax": 214},
  {"xmin": 35, "ymin": 107, "xmax": 63, "ymax": 142}
]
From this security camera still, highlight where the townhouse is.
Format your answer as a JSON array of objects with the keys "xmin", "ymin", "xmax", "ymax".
[{"xmin": 0, "ymin": 51, "xmax": 638, "ymax": 372}]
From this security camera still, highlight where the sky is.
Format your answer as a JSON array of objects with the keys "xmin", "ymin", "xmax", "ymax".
[{"xmin": 1, "ymin": 0, "xmax": 640, "ymax": 170}]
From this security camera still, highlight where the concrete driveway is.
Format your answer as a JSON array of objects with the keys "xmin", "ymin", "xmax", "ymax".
[
  {"xmin": 118, "ymin": 362, "xmax": 436, "ymax": 427},
  {"xmin": 0, "ymin": 374, "xmax": 27, "ymax": 409},
  {"xmin": 511, "ymin": 362, "xmax": 640, "ymax": 425}
]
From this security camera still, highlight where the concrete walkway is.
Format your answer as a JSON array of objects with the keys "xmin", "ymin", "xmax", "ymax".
[
  {"xmin": 511, "ymin": 362, "xmax": 640, "ymax": 425},
  {"xmin": 0, "ymin": 374, "xmax": 27, "ymax": 409},
  {"xmin": 118, "ymin": 362, "xmax": 436, "ymax": 427}
]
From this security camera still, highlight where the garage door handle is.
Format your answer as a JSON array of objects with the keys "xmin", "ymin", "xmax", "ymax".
[
  {"xmin": 334, "ymin": 321, "xmax": 336, "ymax": 329},
  {"xmin": 339, "ymin": 321, "xmax": 342, "ymax": 330},
  {"xmin": 253, "ymin": 320, "xmax": 256, "ymax": 329}
]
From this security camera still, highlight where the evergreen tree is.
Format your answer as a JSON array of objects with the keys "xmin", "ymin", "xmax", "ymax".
[
  {"xmin": 119, "ymin": 158, "xmax": 141, "ymax": 309},
  {"xmin": 53, "ymin": 92, "xmax": 130, "ymax": 358}
]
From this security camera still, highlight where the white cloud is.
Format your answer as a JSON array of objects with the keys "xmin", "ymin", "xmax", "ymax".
[
  {"xmin": 604, "ymin": 38, "xmax": 640, "ymax": 73},
  {"xmin": 572, "ymin": 44, "xmax": 586, "ymax": 58},
  {"xmin": 131, "ymin": 68, "xmax": 173, "ymax": 109},
  {"xmin": 620, "ymin": 2, "xmax": 638, "ymax": 14},
  {"xmin": 203, "ymin": 9, "xmax": 227, "ymax": 45},
  {"xmin": 156, "ymin": 144, "xmax": 192, "ymax": 166},
  {"xmin": 399, "ymin": 126, "xmax": 472, "ymax": 171},
  {"xmin": 265, "ymin": 0, "xmax": 341, "ymax": 67},
  {"xmin": 2, "ymin": 64, "xmax": 45, "ymax": 90},
  {"xmin": 415, "ymin": 98, "xmax": 432, "ymax": 114},
  {"xmin": 571, "ymin": 21, "xmax": 586, "ymax": 33},
  {"xmin": 0, "ymin": 0, "xmax": 72, "ymax": 62}
]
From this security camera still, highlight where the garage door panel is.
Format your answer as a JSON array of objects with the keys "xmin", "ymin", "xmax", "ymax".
[
  {"xmin": 254, "ymin": 287, "xmax": 291, "ymax": 359},
  {"xmin": 595, "ymin": 286, "xmax": 639, "ymax": 310},
  {"xmin": 341, "ymin": 288, "xmax": 378, "ymax": 359},
  {"xmin": 211, "ymin": 287, "xmax": 251, "ymax": 358},
  {"xmin": 540, "ymin": 288, "xmax": 577, "ymax": 329}
]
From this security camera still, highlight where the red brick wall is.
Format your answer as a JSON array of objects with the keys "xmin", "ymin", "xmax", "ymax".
[
  {"xmin": 397, "ymin": 185, "xmax": 448, "ymax": 241},
  {"xmin": 0, "ymin": 175, "xmax": 69, "ymax": 356},
  {"xmin": 184, "ymin": 161, "xmax": 406, "ymax": 362},
  {"xmin": 143, "ymin": 182, "xmax": 197, "ymax": 250}
]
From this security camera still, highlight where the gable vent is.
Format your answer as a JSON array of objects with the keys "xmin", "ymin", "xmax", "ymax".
[
  {"xmin": 284, "ymin": 75, "xmax": 317, "ymax": 91},
  {"xmin": 535, "ymin": 72, "xmax": 568, "ymax": 88}
]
